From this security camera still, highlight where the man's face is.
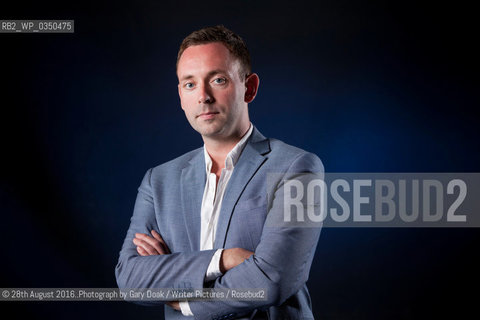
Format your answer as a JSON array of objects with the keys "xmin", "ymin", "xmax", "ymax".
[{"xmin": 177, "ymin": 42, "xmax": 249, "ymax": 139}]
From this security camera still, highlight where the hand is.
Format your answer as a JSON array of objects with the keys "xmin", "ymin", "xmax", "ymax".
[
  {"xmin": 220, "ymin": 248, "xmax": 254, "ymax": 273},
  {"xmin": 166, "ymin": 301, "xmax": 180, "ymax": 311},
  {"xmin": 133, "ymin": 230, "xmax": 171, "ymax": 256}
]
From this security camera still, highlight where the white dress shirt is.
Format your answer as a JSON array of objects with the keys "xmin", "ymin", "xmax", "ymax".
[{"xmin": 180, "ymin": 124, "xmax": 254, "ymax": 316}]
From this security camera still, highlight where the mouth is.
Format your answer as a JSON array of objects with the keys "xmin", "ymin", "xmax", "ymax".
[{"xmin": 197, "ymin": 111, "xmax": 219, "ymax": 120}]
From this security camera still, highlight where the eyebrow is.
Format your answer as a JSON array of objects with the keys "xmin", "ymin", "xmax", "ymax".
[{"xmin": 179, "ymin": 69, "xmax": 227, "ymax": 81}]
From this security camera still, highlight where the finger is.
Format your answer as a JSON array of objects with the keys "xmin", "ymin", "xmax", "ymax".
[
  {"xmin": 135, "ymin": 233, "xmax": 166, "ymax": 255},
  {"xmin": 136, "ymin": 233, "xmax": 166, "ymax": 254},
  {"xmin": 166, "ymin": 301, "xmax": 180, "ymax": 310},
  {"xmin": 151, "ymin": 230, "xmax": 171, "ymax": 253},
  {"xmin": 151, "ymin": 229, "xmax": 163, "ymax": 241},
  {"xmin": 136, "ymin": 245, "xmax": 148, "ymax": 256},
  {"xmin": 133, "ymin": 237, "xmax": 160, "ymax": 255},
  {"xmin": 133, "ymin": 238, "xmax": 157, "ymax": 256}
]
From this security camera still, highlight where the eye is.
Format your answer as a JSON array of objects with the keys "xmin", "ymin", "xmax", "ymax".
[
  {"xmin": 212, "ymin": 77, "xmax": 227, "ymax": 85},
  {"xmin": 184, "ymin": 82, "xmax": 195, "ymax": 89}
]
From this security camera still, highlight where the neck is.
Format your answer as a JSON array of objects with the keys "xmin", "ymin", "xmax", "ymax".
[{"xmin": 203, "ymin": 123, "xmax": 250, "ymax": 171}]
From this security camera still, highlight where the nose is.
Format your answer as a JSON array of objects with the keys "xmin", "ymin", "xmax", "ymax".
[{"xmin": 198, "ymin": 83, "xmax": 214, "ymax": 104}]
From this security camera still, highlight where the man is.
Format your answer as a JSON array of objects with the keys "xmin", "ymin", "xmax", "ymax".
[{"xmin": 115, "ymin": 25, "xmax": 324, "ymax": 319}]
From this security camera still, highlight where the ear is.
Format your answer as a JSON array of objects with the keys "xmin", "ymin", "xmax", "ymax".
[
  {"xmin": 244, "ymin": 73, "xmax": 260, "ymax": 103},
  {"xmin": 178, "ymin": 83, "xmax": 185, "ymax": 110}
]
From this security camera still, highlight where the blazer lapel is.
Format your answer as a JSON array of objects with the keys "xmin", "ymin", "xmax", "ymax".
[
  {"xmin": 214, "ymin": 128, "xmax": 271, "ymax": 249},
  {"xmin": 180, "ymin": 149, "xmax": 205, "ymax": 251}
]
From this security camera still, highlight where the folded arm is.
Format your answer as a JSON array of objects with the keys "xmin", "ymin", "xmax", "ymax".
[
  {"xmin": 114, "ymin": 169, "xmax": 218, "ymax": 306},
  {"xmin": 133, "ymin": 231, "xmax": 254, "ymax": 311}
]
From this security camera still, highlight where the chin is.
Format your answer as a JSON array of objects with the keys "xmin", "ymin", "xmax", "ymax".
[
  {"xmin": 199, "ymin": 129, "xmax": 221, "ymax": 138},
  {"xmin": 196, "ymin": 123, "xmax": 224, "ymax": 137}
]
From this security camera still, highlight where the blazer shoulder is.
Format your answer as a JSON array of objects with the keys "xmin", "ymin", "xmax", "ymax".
[
  {"xmin": 268, "ymin": 138, "xmax": 324, "ymax": 172},
  {"xmin": 149, "ymin": 147, "xmax": 203, "ymax": 177},
  {"xmin": 268, "ymin": 138, "xmax": 319, "ymax": 159}
]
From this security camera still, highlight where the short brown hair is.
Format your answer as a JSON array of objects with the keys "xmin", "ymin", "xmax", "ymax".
[{"xmin": 176, "ymin": 25, "xmax": 252, "ymax": 79}]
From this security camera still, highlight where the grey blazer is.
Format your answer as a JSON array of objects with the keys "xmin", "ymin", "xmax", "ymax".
[{"xmin": 115, "ymin": 127, "xmax": 324, "ymax": 320}]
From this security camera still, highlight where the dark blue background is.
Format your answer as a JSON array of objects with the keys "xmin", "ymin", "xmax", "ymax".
[{"xmin": 1, "ymin": 0, "xmax": 478, "ymax": 318}]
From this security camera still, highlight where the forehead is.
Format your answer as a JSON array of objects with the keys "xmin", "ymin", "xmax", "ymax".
[{"xmin": 177, "ymin": 42, "xmax": 241, "ymax": 78}]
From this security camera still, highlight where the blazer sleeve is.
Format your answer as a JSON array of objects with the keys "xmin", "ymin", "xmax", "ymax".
[
  {"xmin": 115, "ymin": 168, "xmax": 217, "ymax": 306},
  {"xmin": 188, "ymin": 152, "xmax": 324, "ymax": 319}
]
